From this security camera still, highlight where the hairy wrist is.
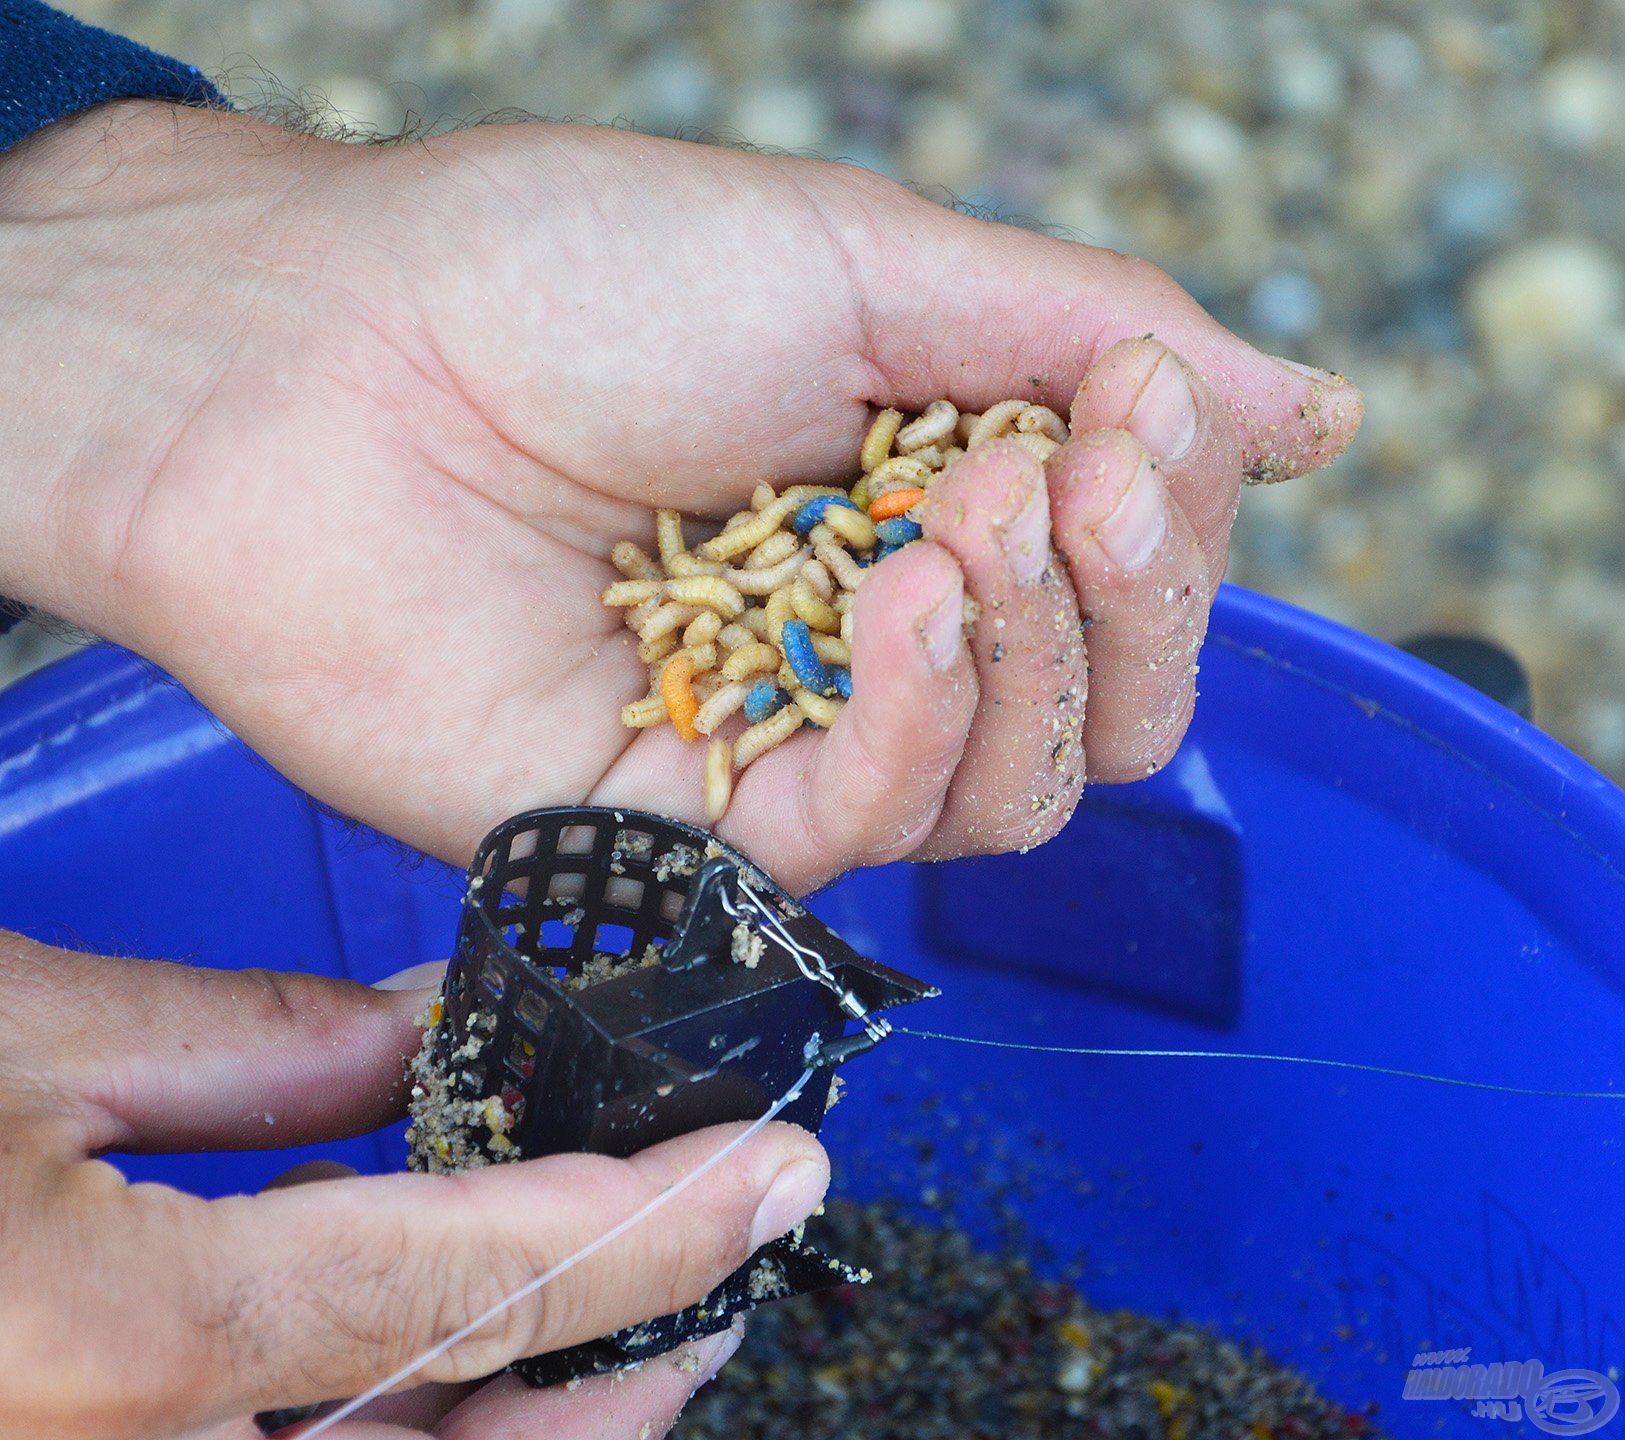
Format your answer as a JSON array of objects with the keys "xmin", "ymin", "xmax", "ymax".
[{"xmin": 0, "ymin": 100, "xmax": 354, "ymax": 640}]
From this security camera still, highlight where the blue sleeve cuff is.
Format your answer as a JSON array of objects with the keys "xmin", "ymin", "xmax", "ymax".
[{"xmin": 1, "ymin": 0, "xmax": 226, "ymax": 153}]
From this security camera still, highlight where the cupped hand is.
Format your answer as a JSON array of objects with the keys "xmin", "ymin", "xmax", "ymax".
[
  {"xmin": 0, "ymin": 940, "xmax": 823, "ymax": 1439},
  {"xmin": 0, "ymin": 100, "xmax": 1361, "ymax": 889}
]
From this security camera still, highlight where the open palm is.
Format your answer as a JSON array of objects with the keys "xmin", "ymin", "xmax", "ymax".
[{"xmin": 10, "ymin": 106, "xmax": 1360, "ymax": 894}]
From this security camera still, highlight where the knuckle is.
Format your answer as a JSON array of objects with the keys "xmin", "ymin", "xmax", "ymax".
[
  {"xmin": 235, "ymin": 966, "xmax": 348, "ymax": 1044},
  {"xmin": 1111, "ymin": 251, "xmax": 1188, "ymax": 309}
]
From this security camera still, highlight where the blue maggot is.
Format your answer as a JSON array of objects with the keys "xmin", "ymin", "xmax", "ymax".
[
  {"xmin": 792, "ymin": 495, "xmax": 861, "ymax": 536},
  {"xmin": 781, "ymin": 619, "xmax": 836, "ymax": 695},
  {"xmin": 744, "ymin": 677, "xmax": 789, "ymax": 724},
  {"xmin": 874, "ymin": 517, "xmax": 924, "ymax": 546}
]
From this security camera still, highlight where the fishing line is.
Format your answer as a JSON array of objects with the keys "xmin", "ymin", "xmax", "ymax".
[
  {"xmin": 894, "ymin": 1027, "xmax": 1625, "ymax": 1101},
  {"xmin": 299, "ymin": 1064, "xmax": 817, "ymax": 1437}
]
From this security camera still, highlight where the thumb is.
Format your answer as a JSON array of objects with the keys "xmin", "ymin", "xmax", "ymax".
[{"xmin": 817, "ymin": 166, "xmax": 1362, "ymax": 484}]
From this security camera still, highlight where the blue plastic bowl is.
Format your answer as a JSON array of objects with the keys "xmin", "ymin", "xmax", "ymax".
[{"xmin": 1, "ymin": 586, "xmax": 1619, "ymax": 1435}]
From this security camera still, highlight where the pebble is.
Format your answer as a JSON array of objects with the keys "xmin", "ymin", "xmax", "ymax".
[
  {"xmin": 1152, "ymin": 97, "xmax": 1247, "ymax": 186},
  {"xmin": 727, "ymin": 84, "xmax": 829, "ymax": 151},
  {"xmin": 1248, "ymin": 271, "xmax": 1324, "ymax": 341},
  {"xmin": 843, "ymin": 0, "xmax": 960, "ymax": 71},
  {"xmin": 1430, "ymin": 167, "xmax": 1523, "ymax": 250},
  {"xmin": 1465, "ymin": 237, "xmax": 1625, "ymax": 369},
  {"xmin": 1537, "ymin": 54, "xmax": 1624, "ymax": 155}
]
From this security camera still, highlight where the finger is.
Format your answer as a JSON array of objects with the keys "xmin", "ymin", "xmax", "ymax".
[
  {"xmin": 823, "ymin": 168, "xmax": 1363, "ymax": 484},
  {"xmin": 910, "ymin": 439, "xmax": 1087, "ymax": 857},
  {"xmin": 1067, "ymin": 336, "xmax": 1245, "ymax": 582},
  {"xmin": 1048, "ymin": 430, "xmax": 1211, "ymax": 782},
  {"xmin": 264, "ymin": 1161, "xmax": 359, "ymax": 1191},
  {"xmin": 139, "ymin": 1121, "xmax": 825, "ymax": 1427},
  {"xmin": 714, "ymin": 539, "xmax": 978, "ymax": 890},
  {"xmin": 0, "ymin": 935, "xmax": 441, "ymax": 1153},
  {"xmin": 585, "ymin": 538, "xmax": 978, "ymax": 888},
  {"xmin": 435, "ymin": 1325, "xmax": 744, "ymax": 1440}
]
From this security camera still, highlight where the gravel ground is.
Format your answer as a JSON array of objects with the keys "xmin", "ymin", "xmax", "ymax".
[
  {"xmin": 677, "ymin": 1198, "xmax": 1387, "ymax": 1439},
  {"xmin": 15, "ymin": 0, "xmax": 1623, "ymax": 781}
]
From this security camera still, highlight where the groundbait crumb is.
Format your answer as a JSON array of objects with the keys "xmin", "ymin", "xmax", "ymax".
[{"xmin": 676, "ymin": 1200, "xmax": 1386, "ymax": 1440}]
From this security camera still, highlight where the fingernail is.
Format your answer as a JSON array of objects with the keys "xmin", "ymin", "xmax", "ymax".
[
  {"xmin": 1272, "ymin": 355, "xmax": 1344, "ymax": 385},
  {"xmin": 1001, "ymin": 484, "xmax": 1049, "ymax": 585},
  {"xmin": 690, "ymin": 1322, "xmax": 746, "ymax": 1388},
  {"xmin": 1128, "ymin": 351, "xmax": 1198, "ymax": 462},
  {"xmin": 919, "ymin": 584, "xmax": 965, "ymax": 672},
  {"xmin": 749, "ymin": 1158, "xmax": 828, "ymax": 1251},
  {"xmin": 372, "ymin": 960, "xmax": 447, "ymax": 992},
  {"xmin": 1096, "ymin": 457, "xmax": 1167, "ymax": 570}
]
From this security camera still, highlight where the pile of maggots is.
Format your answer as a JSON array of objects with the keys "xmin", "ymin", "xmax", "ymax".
[{"xmin": 603, "ymin": 397, "xmax": 1072, "ymax": 820}]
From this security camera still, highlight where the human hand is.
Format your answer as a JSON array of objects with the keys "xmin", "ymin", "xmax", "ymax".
[
  {"xmin": 0, "ymin": 101, "xmax": 1361, "ymax": 890},
  {"xmin": 0, "ymin": 940, "xmax": 825, "ymax": 1439}
]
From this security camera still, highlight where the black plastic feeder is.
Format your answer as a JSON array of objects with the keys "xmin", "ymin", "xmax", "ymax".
[{"xmin": 424, "ymin": 806, "xmax": 937, "ymax": 1386}]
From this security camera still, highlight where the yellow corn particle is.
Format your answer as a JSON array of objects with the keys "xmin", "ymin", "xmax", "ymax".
[
  {"xmin": 722, "ymin": 642, "xmax": 782, "ymax": 682},
  {"xmin": 793, "ymin": 688, "xmax": 843, "ymax": 729},
  {"xmin": 655, "ymin": 509, "xmax": 687, "ymax": 565},
  {"xmin": 638, "ymin": 601, "xmax": 701, "ymax": 643},
  {"xmin": 791, "ymin": 577, "xmax": 841, "ymax": 635},
  {"xmin": 811, "ymin": 633, "xmax": 851, "ymax": 666},
  {"xmin": 860, "ymin": 408, "xmax": 904, "ymax": 472},
  {"xmin": 664, "ymin": 575, "xmax": 745, "ymax": 618},
  {"xmin": 735, "ymin": 704, "xmax": 805, "ymax": 769},
  {"xmin": 746, "ymin": 530, "xmax": 800, "ymax": 570},
  {"xmin": 704, "ymin": 737, "xmax": 734, "ymax": 822},
  {"xmin": 695, "ymin": 681, "xmax": 750, "ymax": 736},
  {"xmin": 602, "ymin": 578, "xmax": 663, "ymax": 607},
  {"xmin": 637, "ymin": 632, "xmax": 678, "ymax": 665},
  {"xmin": 967, "ymin": 398, "xmax": 1027, "ymax": 448},
  {"xmin": 621, "ymin": 694, "xmax": 668, "ymax": 728},
  {"xmin": 612, "ymin": 540, "xmax": 661, "ymax": 580},
  {"xmin": 820, "ymin": 504, "xmax": 877, "ymax": 550},
  {"xmin": 683, "ymin": 611, "xmax": 723, "ymax": 648}
]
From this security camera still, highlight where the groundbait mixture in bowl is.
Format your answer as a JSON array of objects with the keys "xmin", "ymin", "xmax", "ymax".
[
  {"xmin": 678, "ymin": 1200, "xmax": 1386, "ymax": 1440},
  {"xmin": 602, "ymin": 398, "xmax": 1070, "ymax": 821}
]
